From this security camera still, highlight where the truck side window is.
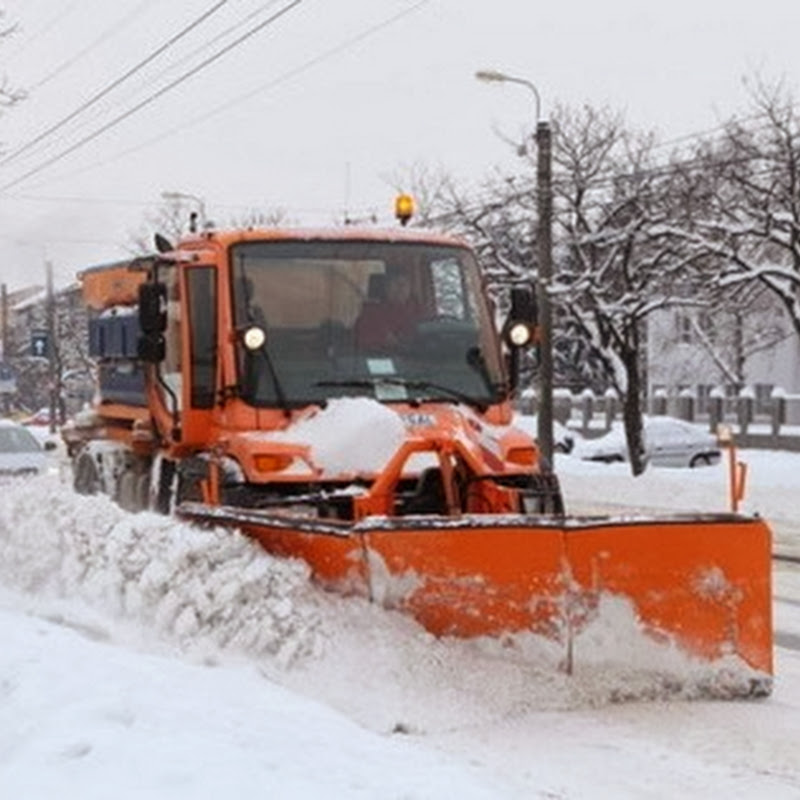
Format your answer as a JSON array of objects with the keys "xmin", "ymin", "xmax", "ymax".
[
  {"xmin": 162, "ymin": 265, "xmax": 183, "ymax": 408},
  {"xmin": 430, "ymin": 257, "xmax": 469, "ymax": 319},
  {"xmin": 186, "ymin": 267, "xmax": 217, "ymax": 408}
]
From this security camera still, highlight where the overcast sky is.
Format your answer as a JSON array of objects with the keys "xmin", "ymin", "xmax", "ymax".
[{"xmin": 1, "ymin": 0, "xmax": 799, "ymax": 290}]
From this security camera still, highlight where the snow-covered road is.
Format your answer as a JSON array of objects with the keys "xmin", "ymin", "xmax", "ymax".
[{"xmin": 1, "ymin": 446, "xmax": 799, "ymax": 798}]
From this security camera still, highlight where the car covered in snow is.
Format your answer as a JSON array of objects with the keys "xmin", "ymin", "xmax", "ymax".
[
  {"xmin": 578, "ymin": 416, "xmax": 722, "ymax": 468},
  {"xmin": 512, "ymin": 414, "xmax": 577, "ymax": 456},
  {"xmin": 21, "ymin": 406, "xmax": 53, "ymax": 426},
  {"xmin": 0, "ymin": 419, "xmax": 54, "ymax": 476}
]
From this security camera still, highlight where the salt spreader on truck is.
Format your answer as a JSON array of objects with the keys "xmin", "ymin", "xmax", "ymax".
[{"xmin": 63, "ymin": 205, "xmax": 773, "ymax": 692}]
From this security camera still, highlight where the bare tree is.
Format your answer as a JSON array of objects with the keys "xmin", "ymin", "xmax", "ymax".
[
  {"xmin": 688, "ymin": 78, "xmax": 800, "ymax": 340},
  {"xmin": 229, "ymin": 206, "xmax": 292, "ymax": 229},
  {"xmin": 128, "ymin": 199, "xmax": 296, "ymax": 255},
  {"xmin": 552, "ymin": 105, "xmax": 709, "ymax": 474},
  {"xmin": 127, "ymin": 197, "xmax": 189, "ymax": 255}
]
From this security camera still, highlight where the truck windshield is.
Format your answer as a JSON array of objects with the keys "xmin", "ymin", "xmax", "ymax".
[{"xmin": 230, "ymin": 239, "xmax": 506, "ymax": 408}]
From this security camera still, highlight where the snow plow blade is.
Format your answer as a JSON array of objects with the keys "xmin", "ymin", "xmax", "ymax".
[{"xmin": 180, "ymin": 503, "xmax": 772, "ymax": 690}]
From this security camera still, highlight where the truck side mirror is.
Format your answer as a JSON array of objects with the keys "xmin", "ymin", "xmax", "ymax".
[
  {"xmin": 138, "ymin": 282, "xmax": 167, "ymax": 334},
  {"xmin": 137, "ymin": 334, "xmax": 165, "ymax": 363},
  {"xmin": 511, "ymin": 285, "xmax": 537, "ymax": 325},
  {"xmin": 138, "ymin": 282, "xmax": 168, "ymax": 363}
]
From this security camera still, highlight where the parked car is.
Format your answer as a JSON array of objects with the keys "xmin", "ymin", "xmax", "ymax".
[
  {"xmin": 512, "ymin": 414, "xmax": 577, "ymax": 455},
  {"xmin": 0, "ymin": 419, "xmax": 54, "ymax": 476},
  {"xmin": 553, "ymin": 421, "xmax": 576, "ymax": 454},
  {"xmin": 578, "ymin": 416, "xmax": 722, "ymax": 468},
  {"xmin": 21, "ymin": 407, "xmax": 52, "ymax": 426}
]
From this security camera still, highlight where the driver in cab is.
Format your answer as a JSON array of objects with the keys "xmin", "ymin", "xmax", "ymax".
[{"xmin": 355, "ymin": 271, "xmax": 423, "ymax": 350}]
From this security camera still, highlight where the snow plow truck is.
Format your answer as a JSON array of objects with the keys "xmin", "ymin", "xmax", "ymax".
[{"xmin": 63, "ymin": 208, "xmax": 773, "ymax": 693}]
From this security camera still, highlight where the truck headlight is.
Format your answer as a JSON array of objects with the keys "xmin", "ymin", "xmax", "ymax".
[
  {"xmin": 507, "ymin": 322, "xmax": 532, "ymax": 347},
  {"xmin": 243, "ymin": 326, "xmax": 266, "ymax": 351}
]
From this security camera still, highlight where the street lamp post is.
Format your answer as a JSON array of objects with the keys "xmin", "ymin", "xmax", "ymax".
[
  {"xmin": 476, "ymin": 69, "xmax": 555, "ymax": 470},
  {"xmin": 161, "ymin": 190, "xmax": 207, "ymax": 233}
]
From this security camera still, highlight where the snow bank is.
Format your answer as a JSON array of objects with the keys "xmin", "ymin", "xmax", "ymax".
[
  {"xmin": 0, "ymin": 471, "xmax": 768, "ymax": 729},
  {"xmin": 0, "ymin": 474, "xmax": 322, "ymax": 667}
]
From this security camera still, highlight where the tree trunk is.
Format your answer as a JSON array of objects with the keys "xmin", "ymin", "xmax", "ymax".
[
  {"xmin": 622, "ymin": 348, "xmax": 647, "ymax": 476},
  {"xmin": 733, "ymin": 309, "xmax": 745, "ymax": 390}
]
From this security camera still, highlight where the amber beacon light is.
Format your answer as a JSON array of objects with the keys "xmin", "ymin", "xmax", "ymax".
[{"xmin": 394, "ymin": 193, "xmax": 415, "ymax": 226}]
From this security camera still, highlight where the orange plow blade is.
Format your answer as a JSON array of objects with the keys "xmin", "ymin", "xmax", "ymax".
[
  {"xmin": 564, "ymin": 516, "xmax": 773, "ymax": 675},
  {"xmin": 180, "ymin": 504, "xmax": 773, "ymax": 691}
]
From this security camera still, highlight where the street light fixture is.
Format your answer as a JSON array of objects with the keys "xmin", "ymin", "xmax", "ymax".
[
  {"xmin": 476, "ymin": 68, "xmax": 555, "ymax": 470},
  {"xmin": 161, "ymin": 190, "xmax": 207, "ymax": 233},
  {"xmin": 475, "ymin": 70, "xmax": 542, "ymax": 125}
]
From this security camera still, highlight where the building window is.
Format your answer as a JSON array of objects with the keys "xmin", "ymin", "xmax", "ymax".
[
  {"xmin": 754, "ymin": 383, "xmax": 773, "ymax": 415},
  {"xmin": 697, "ymin": 383, "xmax": 713, "ymax": 414},
  {"xmin": 676, "ymin": 312, "xmax": 692, "ymax": 344}
]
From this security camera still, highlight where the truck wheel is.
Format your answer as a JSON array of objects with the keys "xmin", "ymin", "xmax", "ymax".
[
  {"xmin": 522, "ymin": 473, "xmax": 565, "ymax": 515},
  {"xmin": 73, "ymin": 452, "xmax": 102, "ymax": 495},
  {"xmin": 135, "ymin": 472, "xmax": 151, "ymax": 511},
  {"xmin": 154, "ymin": 458, "xmax": 177, "ymax": 515},
  {"xmin": 117, "ymin": 470, "xmax": 140, "ymax": 512}
]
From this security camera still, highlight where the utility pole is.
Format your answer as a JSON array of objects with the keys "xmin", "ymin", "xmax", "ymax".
[
  {"xmin": 536, "ymin": 120, "xmax": 555, "ymax": 469},
  {"xmin": 1, "ymin": 283, "xmax": 7, "ymax": 361},
  {"xmin": 1, "ymin": 283, "xmax": 8, "ymax": 415},
  {"xmin": 475, "ymin": 69, "xmax": 555, "ymax": 469},
  {"xmin": 46, "ymin": 261, "xmax": 57, "ymax": 434}
]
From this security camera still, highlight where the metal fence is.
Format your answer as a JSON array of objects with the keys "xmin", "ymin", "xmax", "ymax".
[{"xmin": 518, "ymin": 389, "xmax": 800, "ymax": 451}]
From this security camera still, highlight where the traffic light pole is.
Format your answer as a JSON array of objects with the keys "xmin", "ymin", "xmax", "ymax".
[
  {"xmin": 536, "ymin": 120, "xmax": 554, "ymax": 470},
  {"xmin": 1, "ymin": 283, "xmax": 8, "ymax": 415},
  {"xmin": 46, "ymin": 261, "xmax": 57, "ymax": 434}
]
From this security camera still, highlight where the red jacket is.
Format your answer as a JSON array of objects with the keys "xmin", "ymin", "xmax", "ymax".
[{"xmin": 355, "ymin": 301, "xmax": 421, "ymax": 350}]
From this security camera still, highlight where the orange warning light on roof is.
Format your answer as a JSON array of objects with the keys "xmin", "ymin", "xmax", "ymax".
[{"xmin": 394, "ymin": 193, "xmax": 415, "ymax": 226}]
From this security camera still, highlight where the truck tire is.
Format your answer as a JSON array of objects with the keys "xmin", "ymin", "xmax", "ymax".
[
  {"xmin": 117, "ymin": 470, "xmax": 140, "ymax": 512},
  {"xmin": 154, "ymin": 458, "xmax": 177, "ymax": 515},
  {"xmin": 135, "ymin": 472, "xmax": 151, "ymax": 511},
  {"xmin": 522, "ymin": 473, "xmax": 565, "ymax": 515},
  {"xmin": 73, "ymin": 451, "xmax": 102, "ymax": 495}
]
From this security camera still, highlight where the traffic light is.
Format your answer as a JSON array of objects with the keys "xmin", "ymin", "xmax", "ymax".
[{"xmin": 31, "ymin": 330, "xmax": 49, "ymax": 358}]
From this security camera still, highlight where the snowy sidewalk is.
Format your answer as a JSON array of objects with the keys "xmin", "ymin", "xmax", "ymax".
[{"xmin": 556, "ymin": 449, "xmax": 800, "ymax": 559}]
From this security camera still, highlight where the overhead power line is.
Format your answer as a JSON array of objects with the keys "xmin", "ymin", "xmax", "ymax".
[
  {"xmin": 30, "ymin": 0, "xmax": 161, "ymax": 92},
  {"xmin": 134, "ymin": 0, "xmax": 287, "ymax": 93},
  {"xmin": 0, "ymin": 0, "xmax": 230, "ymax": 169},
  {"xmin": 0, "ymin": 0, "xmax": 304, "ymax": 194},
  {"xmin": 16, "ymin": 0, "xmax": 431, "ymax": 192}
]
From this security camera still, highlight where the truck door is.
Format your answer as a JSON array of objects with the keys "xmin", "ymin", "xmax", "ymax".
[{"xmin": 180, "ymin": 265, "xmax": 218, "ymax": 444}]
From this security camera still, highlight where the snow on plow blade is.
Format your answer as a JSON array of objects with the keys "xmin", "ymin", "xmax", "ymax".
[{"xmin": 179, "ymin": 504, "xmax": 773, "ymax": 689}]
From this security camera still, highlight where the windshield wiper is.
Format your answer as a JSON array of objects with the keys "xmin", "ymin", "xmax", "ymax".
[{"xmin": 315, "ymin": 377, "xmax": 489, "ymax": 412}]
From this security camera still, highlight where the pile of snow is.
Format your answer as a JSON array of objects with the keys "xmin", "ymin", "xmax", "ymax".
[
  {"xmin": 0, "ymin": 474, "xmax": 322, "ymax": 667},
  {"xmin": 259, "ymin": 397, "xmax": 407, "ymax": 475},
  {"xmin": 0, "ymin": 472, "xmax": 767, "ymax": 715}
]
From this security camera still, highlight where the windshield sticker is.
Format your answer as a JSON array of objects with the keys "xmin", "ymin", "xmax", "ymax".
[
  {"xmin": 403, "ymin": 412, "xmax": 435, "ymax": 427},
  {"xmin": 367, "ymin": 358, "xmax": 396, "ymax": 376},
  {"xmin": 375, "ymin": 382, "xmax": 408, "ymax": 401}
]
